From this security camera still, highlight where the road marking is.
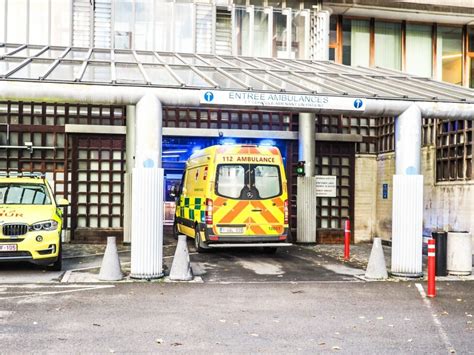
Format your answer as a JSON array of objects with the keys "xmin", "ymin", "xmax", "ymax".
[
  {"xmin": 415, "ymin": 283, "xmax": 455, "ymax": 353},
  {"xmin": 0, "ymin": 284, "xmax": 115, "ymax": 300}
]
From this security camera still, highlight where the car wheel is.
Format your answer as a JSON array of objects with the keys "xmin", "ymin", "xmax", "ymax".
[{"xmin": 48, "ymin": 242, "xmax": 62, "ymax": 271}]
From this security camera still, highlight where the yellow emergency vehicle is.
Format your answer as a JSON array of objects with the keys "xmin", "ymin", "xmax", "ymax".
[
  {"xmin": 0, "ymin": 172, "xmax": 69, "ymax": 270},
  {"xmin": 173, "ymin": 144, "xmax": 291, "ymax": 252}
]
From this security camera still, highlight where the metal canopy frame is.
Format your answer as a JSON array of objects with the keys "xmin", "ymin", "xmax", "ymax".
[{"xmin": 0, "ymin": 42, "xmax": 473, "ymax": 104}]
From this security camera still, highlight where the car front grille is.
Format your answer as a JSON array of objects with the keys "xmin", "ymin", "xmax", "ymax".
[
  {"xmin": 2, "ymin": 223, "xmax": 29, "ymax": 237},
  {"xmin": 0, "ymin": 238, "xmax": 25, "ymax": 243}
]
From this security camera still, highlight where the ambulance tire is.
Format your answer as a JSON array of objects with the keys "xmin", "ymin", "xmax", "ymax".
[
  {"xmin": 263, "ymin": 247, "xmax": 278, "ymax": 254},
  {"xmin": 173, "ymin": 222, "xmax": 179, "ymax": 240},
  {"xmin": 194, "ymin": 226, "xmax": 209, "ymax": 253}
]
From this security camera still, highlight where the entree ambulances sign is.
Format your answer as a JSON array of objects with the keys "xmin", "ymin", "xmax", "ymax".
[{"xmin": 200, "ymin": 90, "xmax": 366, "ymax": 111}]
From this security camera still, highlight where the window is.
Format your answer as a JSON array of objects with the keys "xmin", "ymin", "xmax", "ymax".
[
  {"xmin": 154, "ymin": 2, "xmax": 173, "ymax": 51},
  {"xmin": 51, "ymin": 0, "xmax": 71, "ymax": 46},
  {"xmin": 273, "ymin": 10, "xmax": 289, "ymax": 58},
  {"xmin": 216, "ymin": 165, "xmax": 245, "ymax": 199},
  {"xmin": 254, "ymin": 9, "xmax": 270, "ymax": 57},
  {"xmin": 406, "ymin": 24, "xmax": 432, "ymax": 78},
  {"xmin": 342, "ymin": 18, "xmax": 370, "ymax": 67},
  {"xmin": 375, "ymin": 21, "xmax": 402, "ymax": 70},
  {"xmin": 468, "ymin": 27, "xmax": 474, "ymax": 88},
  {"xmin": 114, "ymin": 0, "xmax": 133, "ymax": 49},
  {"xmin": 7, "ymin": 0, "xmax": 27, "ymax": 43},
  {"xmin": 0, "ymin": 184, "xmax": 52, "ymax": 205},
  {"xmin": 436, "ymin": 119, "xmax": 473, "ymax": 181},
  {"xmin": 254, "ymin": 165, "xmax": 281, "ymax": 199},
  {"xmin": 216, "ymin": 164, "xmax": 282, "ymax": 199},
  {"xmin": 235, "ymin": 7, "xmax": 252, "ymax": 56},
  {"xmin": 29, "ymin": 0, "xmax": 49, "ymax": 45},
  {"xmin": 437, "ymin": 26, "xmax": 462, "ymax": 85},
  {"xmin": 291, "ymin": 10, "xmax": 309, "ymax": 59}
]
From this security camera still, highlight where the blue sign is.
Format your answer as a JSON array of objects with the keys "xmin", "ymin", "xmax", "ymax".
[
  {"xmin": 353, "ymin": 98, "xmax": 363, "ymax": 109},
  {"xmin": 203, "ymin": 91, "xmax": 214, "ymax": 102},
  {"xmin": 382, "ymin": 183, "xmax": 388, "ymax": 199}
]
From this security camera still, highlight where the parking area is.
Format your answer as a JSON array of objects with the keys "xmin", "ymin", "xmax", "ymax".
[{"xmin": 0, "ymin": 231, "xmax": 370, "ymax": 284}]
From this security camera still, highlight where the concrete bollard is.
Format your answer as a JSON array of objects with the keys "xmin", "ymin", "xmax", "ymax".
[
  {"xmin": 169, "ymin": 235, "xmax": 193, "ymax": 281},
  {"xmin": 98, "ymin": 236, "xmax": 123, "ymax": 281},
  {"xmin": 365, "ymin": 237, "xmax": 388, "ymax": 280}
]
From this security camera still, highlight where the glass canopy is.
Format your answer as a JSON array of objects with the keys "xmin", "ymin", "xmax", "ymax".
[{"xmin": 0, "ymin": 43, "xmax": 473, "ymax": 103}]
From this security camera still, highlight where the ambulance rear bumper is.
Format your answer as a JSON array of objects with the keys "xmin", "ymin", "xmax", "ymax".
[{"xmin": 208, "ymin": 243, "xmax": 292, "ymax": 248}]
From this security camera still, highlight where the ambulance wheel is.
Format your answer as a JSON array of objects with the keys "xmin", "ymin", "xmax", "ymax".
[
  {"xmin": 173, "ymin": 222, "xmax": 179, "ymax": 240},
  {"xmin": 263, "ymin": 247, "xmax": 278, "ymax": 254},
  {"xmin": 194, "ymin": 227, "xmax": 208, "ymax": 253}
]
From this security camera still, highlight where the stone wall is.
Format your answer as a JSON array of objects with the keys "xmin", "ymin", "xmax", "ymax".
[
  {"xmin": 363, "ymin": 147, "xmax": 474, "ymax": 242},
  {"xmin": 353, "ymin": 155, "xmax": 377, "ymax": 243}
]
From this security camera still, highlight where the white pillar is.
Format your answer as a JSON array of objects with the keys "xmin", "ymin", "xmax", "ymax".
[
  {"xmin": 391, "ymin": 104, "xmax": 424, "ymax": 277},
  {"xmin": 130, "ymin": 94, "xmax": 164, "ymax": 279},
  {"xmin": 123, "ymin": 105, "xmax": 136, "ymax": 244},
  {"xmin": 297, "ymin": 112, "xmax": 317, "ymax": 243},
  {"xmin": 314, "ymin": 10, "xmax": 330, "ymax": 61}
]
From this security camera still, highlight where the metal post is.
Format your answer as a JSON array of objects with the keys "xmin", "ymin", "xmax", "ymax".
[
  {"xmin": 297, "ymin": 112, "xmax": 317, "ymax": 243},
  {"xmin": 298, "ymin": 112, "xmax": 315, "ymax": 177},
  {"xmin": 391, "ymin": 104, "xmax": 424, "ymax": 277},
  {"xmin": 123, "ymin": 105, "xmax": 136, "ymax": 244},
  {"xmin": 130, "ymin": 94, "xmax": 164, "ymax": 279}
]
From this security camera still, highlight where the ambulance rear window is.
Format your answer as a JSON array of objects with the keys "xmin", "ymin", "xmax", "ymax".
[
  {"xmin": 216, "ymin": 164, "xmax": 281, "ymax": 200},
  {"xmin": 0, "ymin": 184, "xmax": 52, "ymax": 205}
]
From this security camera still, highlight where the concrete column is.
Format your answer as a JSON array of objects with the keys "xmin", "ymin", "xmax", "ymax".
[
  {"xmin": 298, "ymin": 112, "xmax": 315, "ymax": 177},
  {"xmin": 395, "ymin": 104, "xmax": 421, "ymax": 175},
  {"xmin": 130, "ymin": 94, "xmax": 164, "ymax": 279},
  {"xmin": 297, "ymin": 112, "xmax": 317, "ymax": 243},
  {"xmin": 123, "ymin": 105, "xmax": 136, "ymax": 244},
  {"xmin": 391, "ymin": 104, "xmax": 424, "ymax": 277}
]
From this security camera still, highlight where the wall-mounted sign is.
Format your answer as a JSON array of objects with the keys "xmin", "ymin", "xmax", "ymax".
[
  {"xmin": 200, "ymin": 90, "xmax": 366, "ymax": 111},
  {"xmin": 316, "ymin": 175, "xmax": 337, "ymax": 197},
  {"xmin": 382, "ymin": 183, "xmax": 388, "ymax": 199}
]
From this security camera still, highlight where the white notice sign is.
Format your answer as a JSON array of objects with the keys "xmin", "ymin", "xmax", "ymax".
[
  {"xmin": 315, "ymin": 175, "xmax": 337, "ymax": 197},
  {"xmin": 200, "ymin": 90, "xmax": 366, "ymax": 111}
]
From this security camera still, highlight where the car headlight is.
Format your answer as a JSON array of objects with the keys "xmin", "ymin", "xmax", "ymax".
[{"xmin": 29, "ymin": 220, "xmax": 58, "ymax": 231}]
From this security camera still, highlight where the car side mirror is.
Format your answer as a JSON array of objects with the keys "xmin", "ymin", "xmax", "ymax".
[{"xmin": 57, "ymin": 198, "xmax": 70, "ymax": 207}]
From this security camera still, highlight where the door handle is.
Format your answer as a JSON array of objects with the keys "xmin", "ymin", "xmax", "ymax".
[{"xmin": 251, "ymin": 209, "xmax": 262, "ymax": 212}]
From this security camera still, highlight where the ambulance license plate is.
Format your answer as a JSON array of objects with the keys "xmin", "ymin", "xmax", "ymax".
[
  {"xmin": 0, "ymin": 244, "xmax": 17, "ymax": 252},
  {"xmin": 220, "ymin": 227, "xmax": 243, "ymax": 234}
]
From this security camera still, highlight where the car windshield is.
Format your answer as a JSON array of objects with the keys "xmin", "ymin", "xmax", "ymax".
[
  {"xmin": 216, "ymin": 164, "xmax": 282, "ymax": 200},
  {"xmin": 0, "ymin": 183, "xmax": 52, "ymax": 205}
]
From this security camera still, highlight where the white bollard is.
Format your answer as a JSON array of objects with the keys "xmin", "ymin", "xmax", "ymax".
[
  {"xmin": 365, "ymin": 238, "xmax": 388, "ymax": 280},
  {"xmin": 98, "ymin": 236, "xmax": 123, "ymax": 281},
  {"xmin": 169, "ymin": 235, "xmax": 193, "ymax": 281}
]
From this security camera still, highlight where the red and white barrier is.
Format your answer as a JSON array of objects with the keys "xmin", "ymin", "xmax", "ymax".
[
  {"xmin": 344, "ymin": 220, "xmax": 351, "ymax": 261},
  {"xmin": 427, "ymin": 239, "xmax": 436, "ymax": 298}
]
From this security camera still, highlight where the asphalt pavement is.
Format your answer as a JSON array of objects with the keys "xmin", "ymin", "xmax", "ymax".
[{"xmin": 0, "ymin": 281, "xmax": 473, "ymax": 353}]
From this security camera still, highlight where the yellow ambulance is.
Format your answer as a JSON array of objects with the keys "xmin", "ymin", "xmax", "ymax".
[
  {"xmin": 173, "ymin": 144, "xmax": 291, "ymax": 252},
  {"xmin": 0, "ymin": 172, "xmax": 69, "ymax": 270}
]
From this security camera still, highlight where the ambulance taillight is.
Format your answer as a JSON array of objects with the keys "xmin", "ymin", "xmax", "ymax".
[
  {"xmin": 284, "ymin": 200, "xmax": 289, "ymax": 225},
  {"xmin": 205, "ymin": 198, "xmax": 213, "ymax": 224}
]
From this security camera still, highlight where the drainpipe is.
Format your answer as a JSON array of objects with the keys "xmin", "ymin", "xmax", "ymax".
[
  {"xmin": 391, "ymin": 104, "xmax": 424, "ymax": 277},
  {"xmin": 130, "ymin": 94, "xmax": 164, "ymax": 279},
  {"xmin": 297, "ymin": 112, "xmax": 317, "ymax": 243}
]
